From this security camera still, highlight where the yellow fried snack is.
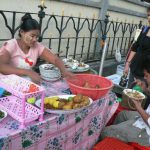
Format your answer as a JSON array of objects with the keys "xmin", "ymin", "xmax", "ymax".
[
  {"xmin": 44, "ymin": 97, "xmax": 49, "ymax": 104},
  {"xmin": 63, "ymin": 104, "xmax": 72, "ymax": 110},
  {"xmin": 53, "ymin": 101, "xmax": 60, "ymax": 108},
  {"xmin": 51, "ymin": 96, "xmax": 59, "ymax": 100},
  {"xmin": 58, "ymin": 101, "xmax": 66, "ymax": 109},
  {"xmin": 73, "ymin": 94, "xmax": 83, "ymax": 103}
]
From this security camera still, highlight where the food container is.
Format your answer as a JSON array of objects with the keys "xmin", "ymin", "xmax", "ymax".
[
  {"xmin": 0, "ymin": 74, "xmax": 45, "ymax": 128},
  {"xmin": 122, "ymin": 89, "xmax": 146, "ymax": 110},
  {"xmin": 66, "ymin": 74, "xmax": 113, "ymax": 100},
  {"xmin": 39, "ymin": 64, "xmax": 61, "ymax": 81}
]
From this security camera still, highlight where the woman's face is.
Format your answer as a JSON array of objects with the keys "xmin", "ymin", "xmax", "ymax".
[
  {"xmin": 144, "ymin": 69, "xmax": 150, "ymax": 85},
  {"xmin": 20, "ymin": 29, "xmax": 40, "ymax": 47}
]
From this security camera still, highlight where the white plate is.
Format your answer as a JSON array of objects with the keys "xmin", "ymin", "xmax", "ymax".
[
  {"xmin": 41, "ymin": 74, "xmax": 61, "ymax": 82},
  {"xmin": 35, "ymin": 95, "xmax": 93, "ymax": 114},
  {"xmin": 123, "ymin": 89, "xmax": 145, "ymax": 100},
  {"xmin": 67, "ymin": 64, "xmax": 90, "ymax": 73},
  {"xmin": 0, "ymin": 109, "xmax": 7, "ymax": 122}
]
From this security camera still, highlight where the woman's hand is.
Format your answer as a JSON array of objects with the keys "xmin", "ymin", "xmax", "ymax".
[
  {"xmin": 124, "ymin": 62, "xmax": 130, "ymax": 75},
  {"xmin": 26, "ymin": 70, "xmax": 41, "ymax": 84}
]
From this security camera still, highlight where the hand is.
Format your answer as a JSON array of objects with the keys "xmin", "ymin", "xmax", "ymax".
[
  {"xmin": 124, "ymin": 63, "xmax": 130, "ymax": 75},
  {"xmin": 135, "ymin": 79, "xmax": 147, "ymax": 92},
  {"xmin": 62, "ymin": 70, "xmax": 75, "ymax": 79},
  {"xmin": 26, "ymin": 70, "xmax": 41, "ymax": 84},
  {"xmin": 131, "ymin": 98, "xmax": 142, "ymax": 110}
]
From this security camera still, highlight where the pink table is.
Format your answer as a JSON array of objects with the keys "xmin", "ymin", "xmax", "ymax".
[{"xmin": 0, "ymin": 80, "xmax": 118, "ymax": 150}]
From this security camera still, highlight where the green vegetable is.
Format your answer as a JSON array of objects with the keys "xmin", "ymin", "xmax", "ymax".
[
  {"xmin": 0, "ymin": 110, "xmax": 4, "ymax": 118},
  {"xmin": 68, "ymin": 97, "xmax": 73, "ymax": 101}
]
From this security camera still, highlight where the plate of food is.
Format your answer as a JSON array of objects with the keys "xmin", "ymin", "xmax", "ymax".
[
  {"xmin": 67, "ymin": 63, "xmax": 90, "ymax": 73},
  {"xmin": 0, "ymin": 109, "xmax": 7, "ymax": 122},
  {"xmin": 123, "ymin": 89, "xmax": 145, "ymax": 100},
  {"xmin": 35, "ymin": 94, "xmax": 93, "ymax": 114}
]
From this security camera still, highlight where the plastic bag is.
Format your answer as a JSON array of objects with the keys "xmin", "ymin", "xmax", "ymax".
[{"xmin": 115, "ymin": 46, "xmax": 122, "ymax": 62}]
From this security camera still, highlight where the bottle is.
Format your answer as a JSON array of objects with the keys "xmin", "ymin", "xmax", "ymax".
[{"xmin": 119, "ymin": 74, "xmax": 128, "ymax": 87}]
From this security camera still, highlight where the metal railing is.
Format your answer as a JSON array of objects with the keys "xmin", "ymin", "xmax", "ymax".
[{"xmin": 0, "ymin": 6, "xmax": 143, "ymax": 63}]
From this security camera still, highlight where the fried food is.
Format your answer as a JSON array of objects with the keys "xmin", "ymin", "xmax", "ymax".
[
  {"xmin": 126, "ymin": 91, "xmax": 144, "ymax": 100},
  {"xmin": 83, "ymin": 81, "xmax": 100, "ymax": 89},
  {"xmin": 63, "ymin": 104, "xmax": 73, "ymax": 110},
  {"xmin": 44, "ymin": 94, "xmax": 90, "ymax": 110},
  {"xmin": 73, "ymin": 94, "xmax": 83, "ymax": 103},
  {"xmin": 84, "ymin": 81, "xmax": 91, "ymax": 88}
]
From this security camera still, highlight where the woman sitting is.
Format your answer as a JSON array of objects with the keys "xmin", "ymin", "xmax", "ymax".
[
  {"xmin": 0, "ymin": 13, "xmax": 73, "ymax": 84},
  {"xmin": 100, "ymin": 55, "xmax": 150, "ymax": 146}
]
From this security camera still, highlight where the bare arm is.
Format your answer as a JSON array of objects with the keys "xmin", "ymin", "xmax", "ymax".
[
  {"xmin": 126, "ymin": 51, "xmax": 136, "ymax": 63},
  {"xmin": 40, "ymin": 48, "xmax": 74, "ymax": 77},
  {"xmin": 124, "ymin": 51, "xmax": 136, "ymax": 75},
  {"xmin": 136, "ymin": 105, "xmax": 149, "ymax": 124},
  {"xmin": 132, "ymin": 100, "xmax": 150, "ymax": 126}
]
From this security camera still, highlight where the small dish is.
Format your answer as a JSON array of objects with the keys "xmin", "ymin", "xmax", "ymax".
[
  {"xmin": 0, "ymin": 109, "xmax": 7, "ymax": 122},
  {"xmin": 123, "ymin": 89, "xmax": 145, "ymax": 100}
]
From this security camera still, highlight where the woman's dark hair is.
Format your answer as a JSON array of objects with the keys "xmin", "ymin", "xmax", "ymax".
[
  {"xmin": 19, "ymin": 13, "xmax": 40, "ymax": 37},
  {"xmin": 143, "ymin": 55, "xmax": 150, "ymax": 73}
]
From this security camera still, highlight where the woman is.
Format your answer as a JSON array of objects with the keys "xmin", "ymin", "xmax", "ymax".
[
  {"xmin": 0, "ymin": 13, "xmax": 73, "ymax": 84},
  {"xmin": 124, "ymin": 7, "xmax": 150, "ymax": 86},
  {"xmin": 100, "ymin": 56, "xmax": 150, "ymax": 146}
]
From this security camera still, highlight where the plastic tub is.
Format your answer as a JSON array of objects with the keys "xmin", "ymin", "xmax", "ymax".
[{"xmin": 66, "ymin": 74, "xmax": 113, "ymax": 100}]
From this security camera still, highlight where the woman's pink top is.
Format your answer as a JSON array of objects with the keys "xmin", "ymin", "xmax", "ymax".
[{"xmin": 0, "ymin": 39, "xmax": 45, "ymax": 69}]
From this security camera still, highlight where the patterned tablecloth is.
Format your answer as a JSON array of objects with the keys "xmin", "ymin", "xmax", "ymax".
[{"xmin": 0, "ymin": 79, "xmax": 118, "ymax": 150}]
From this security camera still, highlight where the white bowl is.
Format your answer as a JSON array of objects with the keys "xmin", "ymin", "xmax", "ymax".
[
  {"xmin": 39, "ymin": 64, "xmax": 61, "ymax": 79},
  {"xmin": 123, "ymin": 89, "xmax": 145, "ymax": 100}
]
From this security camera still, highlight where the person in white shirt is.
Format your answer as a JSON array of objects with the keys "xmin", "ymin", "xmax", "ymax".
[{"xmin": 100, "ymin": 55, "xmax": 150, "ymax": 146}]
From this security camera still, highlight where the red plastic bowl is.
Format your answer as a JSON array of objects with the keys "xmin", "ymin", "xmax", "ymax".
[{"xmin": 66, "ymin": 74, "xmax": 113, "ymax": 100}]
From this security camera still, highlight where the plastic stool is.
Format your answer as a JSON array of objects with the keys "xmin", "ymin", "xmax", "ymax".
[{"xmin": 93, "ymin": 137, "xmax": 134, "ymax": 150}]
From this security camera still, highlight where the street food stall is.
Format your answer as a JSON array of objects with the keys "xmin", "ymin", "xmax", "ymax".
[{"xmin": 0, "ymin": 69, "xmax": 118, "ymax": 150}]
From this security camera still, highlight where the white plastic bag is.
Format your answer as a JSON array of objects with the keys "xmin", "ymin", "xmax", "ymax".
[{"xmin": 115, "ymin": 46, "xmax": 122, "ymax": 62}]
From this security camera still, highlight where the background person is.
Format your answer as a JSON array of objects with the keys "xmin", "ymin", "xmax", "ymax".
[
  {"xmin": 124, "ymin": 7, "xmax": 150, "ymax": 87},
  {"xmin": 100, "ymin": 55, "xmax": 150, "ymax": 146}
]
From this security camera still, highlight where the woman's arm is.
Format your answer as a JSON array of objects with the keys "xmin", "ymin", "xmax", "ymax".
[
  {"xmin": 40, "ymin": 48, "xmax": 74, "ymax": 78},
  {"xmin": 124, "ymin": 51, "xmax": 136, "ymax": 75}
]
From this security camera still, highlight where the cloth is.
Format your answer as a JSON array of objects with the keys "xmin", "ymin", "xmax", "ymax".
[
  {"xmin": 133, "ymin": 105, "xmax": 150, "ymax": 142},
  {"xmin": 101, "ymin": 110, "xmax": 150, "ymax": 146},
  {"xmin": 130, "ymin": 26, "xmax": 150, "ymax": 77},
  {"xmin": 0, "ymin": 79, "xmax": 118, "ymax": 150},
  {"xmin": 0, "ymin": 39, "xmax": 45, "ymax": 69}
]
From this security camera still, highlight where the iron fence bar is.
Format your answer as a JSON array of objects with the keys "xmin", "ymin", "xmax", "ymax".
[
  {"xmin": 57, "ymin": 15, "xmax": 64, "ymax": 56},
  {"xmin": 87, "ymin": 18, "xmax": 95, "ymax": 60},
  {"xmin": 93, "ymin": 35, "xmax": 98, "ymax": 59},
  {"xmin": 49, "ymin": 38, "xmax": 52, "ymax": 49},
  {"xmin": 73, "ymin": 17, "xmax": 81, "ymax": 59},
  {"xmin": 66, "ymin": 37, "xmax": 70, "ymax": 58},
  {"xmin": 81, "ymin": 37, "xmax": 85, "ymax": 59},
  {"xmin": 12, "ymin": 11, "xmax": 16, "ymax": 38},
  {"xmin": 106, "ymin": 36, "xmax": 111, "ymax": 58}
]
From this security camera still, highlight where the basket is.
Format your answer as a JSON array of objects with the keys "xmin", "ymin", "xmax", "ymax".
[
  {"xmin": 66, "ymin": 74, "xmax": 113, "ymax": 100},
  {"xmin": 0, "ymin": 96, "xmax": 42, "ymax": 123},
  {"xmin": 0, "ymin": 74, "xmax": 45, "ymax": 128}
]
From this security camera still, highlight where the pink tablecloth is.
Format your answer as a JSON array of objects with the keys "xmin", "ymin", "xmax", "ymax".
[{"xmin": 0, "ymin": 80, "xmax": 118, "ymax": 150}]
